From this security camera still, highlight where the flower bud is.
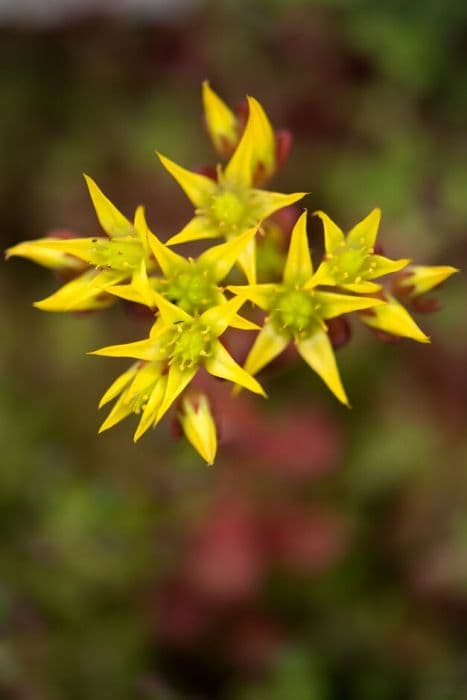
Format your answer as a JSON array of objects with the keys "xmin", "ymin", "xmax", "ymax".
[{"xmin": 178, "ymin": 393, "xmax": 217, "ymax": 466}]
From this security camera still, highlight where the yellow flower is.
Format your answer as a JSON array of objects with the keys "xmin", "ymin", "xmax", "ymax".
[
  {"xmin": 91, "ymin": 293, "xmax": 265, "ymax": 441},
  {"xmin": 7, "ymin": 176, "xmax": 154, "ymax": 311},
  {"xmin": 178, "ymin": 393, "xmax": 217, "ymax": 466},
  {"xmin": 229, "ymin": 211, "xmax": 384, "ymax": 405},
  {"xmin": 105, "ymin": 209, "xmax": 259, "ymax": 331},
  {"xmin": 157, "ymin": 94, "xmax": 306, "ymax": 284},
  {"xmin": 311, "ymin": 209, "xmax": 410, "ymax": 293}
]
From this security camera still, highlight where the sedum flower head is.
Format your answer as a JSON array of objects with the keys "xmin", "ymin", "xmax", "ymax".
[
  {"xmin": 157, "ymin": 89, "xmax": 306, "ymax": 284},
  {"xmin": 6, "ymin": 176, "xmax": 154, "ymax": 312},
  {"xmin": 311, "ymin": 209, "xmax": 410, "ymax": 293},
  {"xmin": 229, "ymin": 211, "xmax": 384, "ymax": 406},
  {"xmin": 91, "ymin": 292, "xmax": 265, "ymax": 442},
  {"xmin": 105, "ymin": 209, "xmax": 258, "ymax": 330}
]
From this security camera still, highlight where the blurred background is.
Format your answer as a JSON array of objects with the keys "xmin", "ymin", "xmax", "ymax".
[{"xmin": 1, "ymin": 0, "xmax": 467, "ymax": 698}]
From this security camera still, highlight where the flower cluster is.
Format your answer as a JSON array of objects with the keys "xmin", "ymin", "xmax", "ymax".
[{"xmin": 6, "ymin": 82, "xmax": 458, "ymax": 464}]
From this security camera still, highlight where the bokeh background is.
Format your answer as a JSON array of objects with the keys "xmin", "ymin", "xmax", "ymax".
[{"xmin": 1, "ymin": 1, "xmax": 467, "ymax": 698}]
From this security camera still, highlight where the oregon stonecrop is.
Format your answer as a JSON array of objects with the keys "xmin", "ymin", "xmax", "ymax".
[{"xmin": 6, "ymin": 82, "xmax": 458, "ymax": 465}]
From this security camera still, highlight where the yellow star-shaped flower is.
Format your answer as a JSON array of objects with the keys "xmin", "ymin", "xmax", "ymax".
[
  {"xmin": 7, "ymin": 176, "xmax": 154, "ymax": 311},
  {"xmin": 311, "ymin": 209, "xmax": 410, "ymax": 293},
  {"xmin": 157, "ymin": 93, "xmax": 306, "ymax": 284},
  {"xmin": 91, "ymin": 293, "xmax": 265, "ymax": 441},
  {"xmin": 229, "ymin": 211, "xmax": 384, "ymax": 405}
]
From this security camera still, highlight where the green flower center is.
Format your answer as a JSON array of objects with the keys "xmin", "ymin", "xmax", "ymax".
[
  {"xmin": 328, "ymin": 244, "xmax": 371, "ymax": 283},
  {"xmin": 211, "ymin": 191, "xmax": 247, "ymax": 228},
  {"xmin": 168, "ymin": 321, "xmax": 213, "ymax": 370},
  {"xmin": 272, "ymin": 288, "xmax": 321, "ymax": 336},
  {"xmin": 163, "ymin": 266, "xmax": 218, "ymax": 314},
  {"xmin": 91, "ymin": 237, "xmax": 144, "ymax": 271}
]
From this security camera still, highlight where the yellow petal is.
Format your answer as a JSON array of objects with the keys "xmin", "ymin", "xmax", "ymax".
[
  {"xmin": 28, "ymin": 237, "xmax": 100, "ymax": 266},
  {"xmin": 134, "ymin": 376, "xmax": 167, "ymax": 442},
  {"xmin": 346, "ymin": 208, "xmax": 381, "ymax": 249},
  {"xmin": 197, "ymin": 226, "xmax": 258, "ymax": 282},
  {"xmin": 313, "ymin": 210, "xmax": 345, "ymax": 254},
  {"xmin": 253, "ymin": 189, "xmax": 307, "ymax": 222},
  {"xmin": 229, "ymin": 314, "xmax": 261, "ymax": 331},
  {"xmin": 200, "ymin": 295, "xmax": 248, "ymax": 337},
  {"xmin": 156, "ymin": 364, "xmax": 196, "ymax": 423},
  {"xmin": 243, "ymin": 318, "xmax": 289, "ymax": 377},
  {"xmin": 33, "ymin": 269, "xmax": 123, "ymax": 312},
  {"xmin": 179, "ymin": 393, "xmax": 218, "ymax": 465},
  {"xmin": 368, "ymin": 255, "xmax": 410, "ymax": 279},
  {"xmin": 166, "ymin": 215, "xmax": 220, "ymax": 246},
  {"xmin": 89, "ymin": 337, "xmax": 159, "ymax": 361},
  {"xmin": 283, "ymin": 210, "xmax": 313, "ymax": 284},
  {"xmin": 205, "ymin": 340, "xmax": 266, "ymax": 396},
  {"xmin": 312, "ymin": 290, "xmax": 383, "ymax": 319},
  {"xmin": 228, "ymin": 283, "xmax": 277, "ymax": 311},
  {"xmin": 83, "ymin": 174, "xmax": 133, "ymax": 238},
  {"xmin": 99, "ymin": 393, "xmax": 133, "ymax": 433},
  {"xmin": 359, "ymin": 295, "xmax": 430, "ymax": 343},
  {"xmin": 98, "ymin": 363, "xmax": 139, "ymax": 408},
  {"xmin": 297, "ymin": 329, "xmax": 349, "ymax": 406},
  {"xmin": 225, "ymin": 96, "xmax": 275, "ymax": 187},
  {"xmin": 399, "ymin": 265, "xmax": 459, "ymax": 297},
  {"xmin": 157, "ymin": 153, "xmax": 217, "ymax": 207},
  {"xmin": 236, "ymin": 236, "xmax": 257, "ymax": 284},
  {"xmin": 202, "ymin": 80, "xmax": 239, "ymax": 155},
  {"xmin": 146, "ymin": 230, "xmax": 185, "ymax": 276},
  {"xmin": 151, "ymin": 290, "xmax": 193, "ymax": 325},
  {"xmin": 338, "ymin": 281, "xmax": 382, "ymax": 294},
  {"xmin": 5, "ymin": 238, "xmax": 85, "ymax": 271}
]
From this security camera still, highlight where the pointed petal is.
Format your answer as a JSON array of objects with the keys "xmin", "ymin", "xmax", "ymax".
[
  {"xmin": 283, "ymin": 210, "xmax": 313, "ymax": 284},
  {"xmin": 236, "ymin": 236, "xmax": 257, "ymax": 284},
  {"xmin": 202, "ymin": 80, "xmax": 239, "ymax": 155},
  {"xmin": 313, "ymin": 211, "xmax": 345, "ymax": 254},
  {"xmin": 368, "ymin": 255, "xmax": 410, "ymax": 279},
  {"xmin": 339, "ymin": 281, "xmax": 382, "ymax": 294},
  {"xmin": 205, "ymin": 340, "xmax": 266, "ymax": 396},
  {"xmin": 243, "ymin": 319, "xmax": 289, "ymax": 377},
  {"xmin": 98, "ymin": 364, "xmax": 139, "ymax": 408},
  {"xmin": 180, "ymin": 394, "xmax": 217, "ymax": 465},
  {"xmin": 152, "ymin": 290, "xmax": 193, "ymax": 325},
  {"xmin": 157, "ymin": 153, "xmax": 217, "ymax": 207},
  {"xmin": 227, "ymin": 283, "xmax": 277, "ymax": 311},
  {"xmin": 166, "ymin": 215, "xmax": 220, "ymax": 246},
  {"xmin": 89, "ymin": 338, "xmax": 159, "ymax": 361},
  {"xmin": 99, "ymin": 393, "xmax": 133, "ymax": 433},
  {"xmin": 306, "ymin": 261, "xmax": 336, "ymax": 289},
  {"xmin": 5, "ymin": 238, "xmax": 85, "ymax": 271},
  {"xmin": 359, "ymin": 296, "xmax": 430, "ymax": 343},
  {"xmin": 156, "ymin": 364, "xmax": 196, "ymax": 423},
  {"xmin": 29, "ymin": 237, "xmax": 101, "ymax": 266},
  {"xmin": 253, "ymin": 190, "xmax": 307, "ymax": 221},
  {"xmin": 313, "ymin": 290, "xmax": 383, "ymax": 320},
  {"xmin": 130, "ymin": 260, "xmax": 156, "ymax": 308},
  {"xmin": 33, "ymin": 269, "xmax": 123, "ymax": 312},
  {"xmin": 83, "ymin": 174, "xmax": 133, "ymax": 238},
  {"xmin": 201, "ymin": 295, "xmax": 248, "ymax": 337},
  {"xmin": 347, "ymin": 208, "xmax": 381, "ymax": 249},
  {"xmin": 297, "ymin": 329, "xmax": 349, "ymax": 406},
  {"xmin": 197, "ymin": 226, "xmax": 258, "ymax": 282},
  {"xmin": 225, "ymin": 96, "xmax": 275, "ymax": 187},
  {"xmin": 229, "ymin": 314, "xmax": 261, "ymax": 331},
  {"xmin": 146, "ymin": 229, "xmax": 186, "ymax": 276},
  {"xmin": 134, "ymin": 376, "xmax": 167, "ymax": 441},
  {"xmin": 398, "ymin": 265, "xmax": 459, "ymax": 297}
]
